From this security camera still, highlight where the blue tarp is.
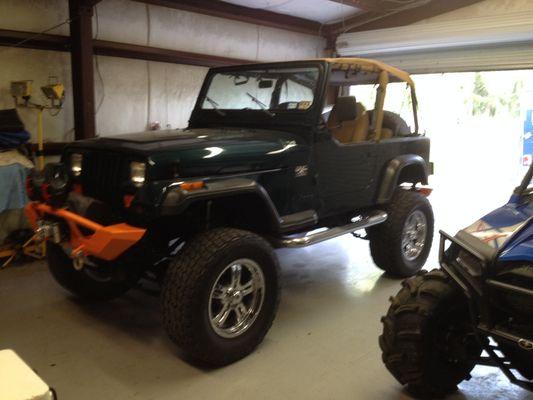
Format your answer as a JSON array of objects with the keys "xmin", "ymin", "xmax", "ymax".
[
  {"xmin": 0, "ymin": 130, "xmax": 30, "ymax": 149},
  {"xmin": 0, "ymin": 163, "xmax": 29, "ymax": 213},
  {"xmin": 0, "ymin": 108, "xmax": 29, "ymax": 149}
]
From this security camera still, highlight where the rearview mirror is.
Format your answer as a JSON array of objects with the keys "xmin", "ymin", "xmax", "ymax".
[
  {"xmin": 258, "ymin": 80, "xmax": 273, "ymax": 89},
  {"xmin": 234, "ymin": 75, "xmax": 249, "ymax": 86}
]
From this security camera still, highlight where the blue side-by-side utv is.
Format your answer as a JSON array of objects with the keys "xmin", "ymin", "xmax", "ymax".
[{"xmin": 380, "ymin": 164, "xmax": 533, "ymax": 397}]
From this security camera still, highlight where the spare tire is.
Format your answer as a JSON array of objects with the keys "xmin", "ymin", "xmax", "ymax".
[{"xmin": 368, "ymin": 110, "xmax": 410, "ymax": 137}]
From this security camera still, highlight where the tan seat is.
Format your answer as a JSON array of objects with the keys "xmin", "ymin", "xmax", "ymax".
[
  {"xmin": 368, "ymin": 128, "xmax": 393, "ymax": 141},
  {"xmin": 381, "ymin": 128, "xmax": 393, "ymax": 140},
  {"xmin": 327, "ymin": 96, "xmax": 369, "ymax": 144}
]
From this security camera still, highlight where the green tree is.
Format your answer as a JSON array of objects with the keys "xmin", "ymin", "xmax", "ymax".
[
  {"xmin": 474, "ymin": 73, "xmax": 489, "ymax": 97},
  {"xmin": 472, "ymin": 73, "xmax": 489, "ymax": 115},
  {"xmin": 506, "ymin": 80, "xmax": 523, "ymax": 118}
]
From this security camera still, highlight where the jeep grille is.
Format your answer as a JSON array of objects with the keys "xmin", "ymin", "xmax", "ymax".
[{"xmin": 81, "ymin": 151, "xmax": 128, "ymax": 209}]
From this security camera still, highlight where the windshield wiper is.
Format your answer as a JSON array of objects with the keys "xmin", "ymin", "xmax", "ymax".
[
  {"xmin": 246, "ymin": 92, "xmax": 275, "ymax": 117},
  {"xmin": 204, "ymin": 96, "xmax": 226, "ymax": 116}
]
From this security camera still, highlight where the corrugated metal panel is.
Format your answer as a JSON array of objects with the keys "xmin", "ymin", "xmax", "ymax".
[
  {"xmin": 336, "ymin": 11, "xmax": 533, "ymax": 73},
  {"xmin": 375, "ymin": 43, "xmax": 533, "ymax": 74}
]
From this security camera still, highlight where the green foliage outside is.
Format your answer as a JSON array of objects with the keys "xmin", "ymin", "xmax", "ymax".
[{"xmin": 471, "ymin": 72, "xmax": 523, "ymax": 118}]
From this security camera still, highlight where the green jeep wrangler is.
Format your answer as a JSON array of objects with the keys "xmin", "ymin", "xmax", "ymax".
[{"xmin": 26, "ymin": 58, "xmax": 433, "ymax": 367}]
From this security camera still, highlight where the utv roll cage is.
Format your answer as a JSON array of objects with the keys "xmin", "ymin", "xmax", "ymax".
[{"xmin": 513, "ymin": 163, "xmax": 533, "ymax": 196}]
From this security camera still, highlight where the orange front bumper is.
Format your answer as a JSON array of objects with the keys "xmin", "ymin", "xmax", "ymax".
[{"xmin": 25, "ymin": 202, "xmax": 146, "ymax": 261}]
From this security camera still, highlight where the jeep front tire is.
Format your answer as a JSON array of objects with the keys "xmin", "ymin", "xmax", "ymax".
[
  {"xmin": 161, "ymin": 228, "xmax": 280, "ymax": 367},
  {"xmin": 368, "ymin": 189, "xmax": 434, "ymax": 277}
]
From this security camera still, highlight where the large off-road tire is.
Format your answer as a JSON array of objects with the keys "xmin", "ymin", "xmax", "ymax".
[
  {"xmin": 47, "ymin": 242, "xmax": 135, "ymax": 301},
  {"xmin": 161, "ymin": 228, "xmax": 280, "ymax": 367},
  {"xmin": 380, "ymin": 269, "xmax": 482, "ymax": 398},
  {"xmin": 368, "ymin": 189, "xmax": 434, "ymax": 277}
]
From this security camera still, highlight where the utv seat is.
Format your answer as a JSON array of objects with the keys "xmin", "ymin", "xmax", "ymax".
[{"xmin": 327, "ymin": 96, "xmax": 369, "ymax": 144}]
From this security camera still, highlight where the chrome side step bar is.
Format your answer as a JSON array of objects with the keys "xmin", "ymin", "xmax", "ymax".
[{"xmin": 275, "ymin": 210, "xmax": 387, "ymax": 248}]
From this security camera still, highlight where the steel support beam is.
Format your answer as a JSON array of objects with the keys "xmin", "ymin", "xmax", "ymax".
[
  {"xmin": 93, "ymin": 40, "xmax": 249, "ymax": 67},
  {"xmin": 0, "ymin": 29, "xmax": 69, "ymax": 51},
  {"xmin": 0, "ymin": 29, "xmax": 248, "ymax": 67},
  {"xmin": 69, "ymin": 0, "xmax": 96, "ymax": 140}
]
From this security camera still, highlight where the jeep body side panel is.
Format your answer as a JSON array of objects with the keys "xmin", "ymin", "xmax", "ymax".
[
  {"xmin": 314, "ymin": 135, "xmax": 430, "ymax": 216},
  {"xmin": 314, "ymin": 138, "xmax": 379, "ymax": 215},
  {"xmin": 158, "ymin": 177, "xmax": 319, "ymax": 234},
  {"xmin": 375, "ymin": 139, "xmax": 430, "ymax": 204},
  {"xmin": 160, "ymin": 178, "xmax": 279, "ymax": 221}
]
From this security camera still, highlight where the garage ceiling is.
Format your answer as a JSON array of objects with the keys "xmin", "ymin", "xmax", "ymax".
[
  {"xmin": 222, "ymin": 0, "xmax": 363, "ymax": 24},
  {"xmin": 137, "ymin": 0, "xmax": 486, "ymax": 37}
]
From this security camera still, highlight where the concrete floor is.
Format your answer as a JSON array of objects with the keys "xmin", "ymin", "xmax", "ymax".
[{"xmin": 1, "ymin": 235, "xmax": 531, "ymax": 400}]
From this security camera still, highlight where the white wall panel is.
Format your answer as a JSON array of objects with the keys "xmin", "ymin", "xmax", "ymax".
[
  {"xmin": 129, "ymin": 2, "xmax": 324, "ymax": 61},
  {"xmin": 146, "ymin": 62, "xmax": 208, "ymax": 133},
  {"xmin": 0, "ymin": 0, "xmax": 69, "ymax": 35},
  {"xmin": 92, "ymin": 0, "xmax": 148, "ymax": 45},
  {"xmin": 94, "ymin": 56, "xmax": 148, "ymax": 136},
  {"xmin": 0, "ymin": 0, "xmax": 324, "ymax": 140},
  {"xmin": 147, "ymin": 6, "xmax": 260, "ymax": 60}
]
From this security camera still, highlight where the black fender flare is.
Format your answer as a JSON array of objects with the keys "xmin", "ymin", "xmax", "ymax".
[
  {"xmin": 159, "ymin": 178, "xmax": 281, "ymax": 230},
  {"xmin": 376, "ymin": 154, "xmax": 429, "ymax": 204}
]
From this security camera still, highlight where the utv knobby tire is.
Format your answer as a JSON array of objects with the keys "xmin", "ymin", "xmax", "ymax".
[
  {"xmin": 380, "ymin": 269, "xmax": 482, "ymax": 398},
  {"xmin": 161, "ymin": 228, "xmax": 280, "ymax": 367},
  {"xmin": 47, "ymin": 242, "xmax": 133, "ymax": 301},
  {"xmin": 368, "ymin": 189, "xmax": 433, "ymax": 277}
]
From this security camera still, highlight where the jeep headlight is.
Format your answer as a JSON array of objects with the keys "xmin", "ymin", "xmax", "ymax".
[
  {"xmin": 70, "ymin": 153, "xmax": 82, "ymax": 177},
  {"xmin": 130, "ymin": 161, "xmax": 146, "ymax": 187}
]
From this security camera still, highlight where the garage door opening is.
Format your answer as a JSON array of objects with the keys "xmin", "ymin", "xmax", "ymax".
[{"xmin": 351, "ymin": 70, "xmax": 533, "ymax": 243}]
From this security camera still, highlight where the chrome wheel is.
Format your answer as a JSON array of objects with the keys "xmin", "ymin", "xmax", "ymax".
[
  {"xmin": 208, "ymin": 258, "xmax": 265, "ymax": 339},
  {"xmin": 401, "ymin": 210, "xmax": 427, "ymax": 261}
]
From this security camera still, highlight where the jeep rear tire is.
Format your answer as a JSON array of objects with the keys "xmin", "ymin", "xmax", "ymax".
[
  {"xmin": 368, "ymin": 189, "xmax": 433, "ymax": 277},
  {"xmin": 47, "ymin": 242, "xmax": 135, "ymax": 301},
  {"xmin": 380, "ymin": 270, "xmax": 482, "ymax": 398},
  {"xmin": 161, "ymin": 228, "xmax": 280, "ymax": 367}
]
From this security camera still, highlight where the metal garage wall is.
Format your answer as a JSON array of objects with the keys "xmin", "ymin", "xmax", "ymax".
[
  {"xmin": 336, "ymin": 10, "xmax": 533, "ymax": 74},
  {"xmin": 0, "ymin": 0, "xmax": 325, "ymax": 140}
]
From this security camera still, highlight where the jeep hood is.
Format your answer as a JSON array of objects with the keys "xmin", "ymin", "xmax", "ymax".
[{"xmin": 67, "ymin": 127, "xmax": 309, "ymax": 177}]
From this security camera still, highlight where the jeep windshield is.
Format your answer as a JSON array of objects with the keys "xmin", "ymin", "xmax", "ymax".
[{"xmin": 200, "ymin": 66, "xmax": 319, "ymax": 113}]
